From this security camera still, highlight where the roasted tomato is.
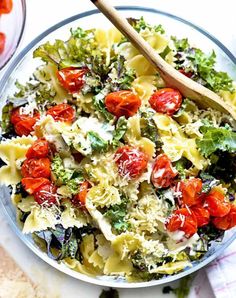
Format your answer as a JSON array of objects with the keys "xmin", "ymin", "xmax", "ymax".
[
  {"xmin": 115, "ymin": 146, "xmax": 148, "ymax": 179},
  {"xmin": 26, "ymin": 139, "xmax": 49, "ymax": 159},
  {"xmin": 10, "ymin": 107, "xmax": 40, "ymax": 136},
  {"xmin": 178, "ymin": 69, "xmax": 193, "ymax": 78},
  {"xmin": 149, "ymin": 88, "xmax": 182, "ymax": 116},
  {"xmin": 204, "ymin": 190, "xmax": 231, "ymax": 217},
  {"xmin": 191, "ymin": 205, "xmax": 210, "ymax": 227},
  {"xmin": 166, "ymin": 208, "xmax": 197, "ymax": 238},
  {"xmin": 105, "ymin": 90, "xmax": 141, "ymax": 118},
  {"xmin": 212, "ymin": 205, "xmax": 236, "ymax": 230},
  {"xmin": 21, "ymin": 158, "xmax": 51, "ymax": 178},
  {"xmin": 34, "ymin": 182, "xmax": 58, "ymax": 206},
  {"xmin": 74, "ymin": 181, "xmax": 91, "ymax": 206},
  {"xmin": 0, "ymin": 0, "xmax": 13, "ymax": 14},
  {"xmin": 0, "ymin": 32, "xmax": 6, "ymax": 54},
  {"xmin": 57, "ymin": 67, "xmax": 87, "ymax": 93},
  {"xmin": 180, "ymin": 178, "xmax": 203, "ymax": 206},
  {"xmin": 46, "ymin": 103, "xmax": 75, "ymax": 123},
  {"xmin": 21, "ymin": 177, "xmax": 51, "ymax": 195},
  {"xmin": 151, "ymin": 154, "xmax": 177, "ymax": 188}
]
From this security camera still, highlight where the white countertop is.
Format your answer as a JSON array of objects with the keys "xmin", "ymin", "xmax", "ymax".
[{"xmin": 0, "ymin": 0, "xmax": 235, "ymax": 297}]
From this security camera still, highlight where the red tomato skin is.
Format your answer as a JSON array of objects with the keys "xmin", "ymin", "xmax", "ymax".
[
  {"xmin": 34, "ymin": 183, "xmax": 58, "ymax": 206},
  {"xmin": 14, "ymin": 118, "xmax": 38, "ymax": 136},
  {"xmin": 46, "ymin": 103, "xmax": 75, "ymax": 123},
  {"xmin": 166, "ymin": 208, "xmax": 197, "ymax": 238},
  {"xmin": 73, "ymin": 181, "xmax": 91, "ymax": 206},
  {"xmin": 21, "ymin": 158, "xmax": 51, "ymax": 178},
  {"xmin": 151, "ymin": 154, "xmax": 177, "ymax": 188},
  {"xmin": 10, "ymin": 107, "xmax": 39, "ymax": 125},
  {"xmin": 204, "ymin": 190, "xmax": 230, "ymax": 217},
  {"xmin": 105, "ymin": 90, "xmax": 141, "ymax": 118},
  {"xmin": 0, "ymin": 32, "xmax": 6, "ymax": 54},
  {"xmin": 180, "ymin": 178, "xmax": 203, "ymax": 206},
  {"xmin": 0, "ymin": 0, "xmax": 13, "ymax": 14},
  {"xmin": 149, "ymin": 88, "xmax": 182, "ymax": 116},
  {"xmin": 212, "ymin": 205, "xmax": 236, "ymax": 230},
  {"xmin": 115, "ymin": 146, "xmax": 148, "ymax": 179},
  {"xmin": 57, "ymin": 67, "xmax": 87, "ymax": 93},
  {"xmin": 21, "ymin": 177, "xmax": 51, "ymax": 195},
  {"xmin": 26, "ymin": 139, "xmax": 49, "ymax": 159},
  {"xmin": 191, "ymin": 205, "xmax": 210, "ymax": 227}
]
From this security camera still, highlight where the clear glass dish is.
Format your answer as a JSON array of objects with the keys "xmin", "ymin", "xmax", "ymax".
[
  {"xmin": 0, "ymin": 0, "xmax": 26, "ymax": 70},
  {"xmin": 0, "ymin": 6, "xmax": 236, "ymax": 289}
]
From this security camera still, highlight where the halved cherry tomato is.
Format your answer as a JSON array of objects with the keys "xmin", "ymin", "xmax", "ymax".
[
  {"xmin": 34, "ymin": 182, "xmax": 58, "ymax": 206},
  {"xmin": 204, "ymin": 190, "xmax": 231, "ymax": 217},
  {"xmin": 0, "ymin": 32, "xmax": 6, "ymax": 54},
  {"xmin": 0, "ymin": 0, "xmax": 13, "ymax": 14},
  {"xmin": 10, "ymin": 107, "xmax": 39, "ymax": 125},
  {"xmin": 57, "ymin": 67, "xmax": 87, "ymax": 93},
  {"xmin": 178, "ymin": 69, "xmax": 193, "ymax": 78},
  {"xmin": 151, "ymin": 154, "xmax": 177, "ymax": 188},
  {"xmin": 180, "ymin": 178, "xmax": 203, "ymax": 206},
  {"xmin": 46, "ymin": 103, "xmax": 75, "ymax": 123},
  {"xmin": 212, "ymin": 205, "xmax": 236, "ymax": 230},
  {"xmin": 166, "ymin": 208, "xmax": 197, "ymax": 238},
  {"xmin": 74, "ymin": 181, "xmax": 91, "ymax": 206},
  {"xmin": 115, "ymin": 146, "xmax": 148, "ymax": 179},
  {"xmin": 21, "ymin": 177, "xmax": 50, "ymax": 194},
  {"xmin": 26, "ymin": 139, "xmax": 49, "ymax": 159},
  {"xmin": 191, "ymin": 205, "xmax": 210, "ymax": 227},
  {"xmin": 21, "ymin": 158, "xmax": 51, "ymax": 178},
  {"xmin": 105, "ymin": 90, "xmax": 141, "ymax": 118},
  {"xmin": 149, "ymin": 88, "xmax": 182, "ymax": 116}
]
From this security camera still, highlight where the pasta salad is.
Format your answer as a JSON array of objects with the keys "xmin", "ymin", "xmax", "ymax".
[{"xmin": 0, "ymin": 17, "xmax": 236, "ymax": 282}]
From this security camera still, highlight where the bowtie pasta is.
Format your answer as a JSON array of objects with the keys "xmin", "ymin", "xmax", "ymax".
[{"xmin": 0, "ymin": 17, "xmax": 236, "ymax": 282}]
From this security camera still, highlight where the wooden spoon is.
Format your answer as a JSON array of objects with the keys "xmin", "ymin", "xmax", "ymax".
[{"xmin": 90, "ymin": 0, "xmax": 236, "ymax": 120}]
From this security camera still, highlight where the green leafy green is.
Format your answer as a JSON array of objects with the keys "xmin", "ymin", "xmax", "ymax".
[
  {"xmin": 51, "ymin": 154, "xmax": 83, "ymax": 194},
  {"xmin": 104, "ymin": 197, "xmax": 130, "ymax": 233},
  {"xmin": 196, "ymin": 126, "xmax": 236, "ymax": 157},
  {"xmin": 112, "ymin": 116, "xmax": 127, "ymax": 147},
  {"xmin": 140, "ymin": 110, "xmax": 160, "ymax": 145},
  {"xmin": 0, "ymin": 103, "xmax": 13, "ymax": 134},
  {"xmin": 99, "ymin": 288, "xmax": 119, "ymax": 298},
  {"xmin": 172, "ymin": 37, "xmax": 234, "ymax": 92},
  {"xmin": 200, "ymin": 172, "xmax": 219, "ymax": 193},
  {"xmin": 128, "ymin": 17, "xmax": 165, "ymax": 34},
  {"xmin": 87, "ymin": 131, "xmax": 108, "ymax": 152},
  {"xmin": 159, "ymin": 46, "xmax": 172, "ymax": 59},
  {"xmin": 174, "ymin": 157, "xmax": 192, "ymax": 179},
  {"xmin": 92, "ymin": 93, "xmax": 114, "ymax": 121}
]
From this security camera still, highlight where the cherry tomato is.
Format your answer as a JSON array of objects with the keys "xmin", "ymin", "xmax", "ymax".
[
  {"xmin": 34, "ymin": 182, "xmax": 58, "ymax": 206},
  {"xmin": 166, "ymin": 208, "xmax": 197, "ymax": 238},
  {"xmin": 191, "ymin": 205, "xmax": 210, "ymax": 227},
  {"xmin": 204, "ymin": 190, "xmax": 231, "ymax": 217},
  {"xmin": 149, "ymin": 88, "xmax": 182, "ymax": 116},
  {"xmin": 105, "ymin": 90, "xmax": 141, "ymax": 118},
  {"xmin": 57, "ymin": 67, "xmax": 87, "ymax": 93},
  {"xmin": 74, "ymin": 181, "xmax": 91, "ymax": 206},
  {"xmin": 115, "ymin": 146, "xmax": 148, "ymax": 179},
  {"xmin": 178, "ymin": 69, "xmax": 193, "ymax": 78},
  {"xmin": 0, "ymin": 0, "xmax": 13, "ymax": 14},
  {"xmin": 0, "ymin": 32, "xmax": 6, "ymax": 54},
  {"xmin": 46, "ymin": 103, "xmax": 75, "ymax": 123},
  {"xmin": 21, "ymin": 177, "xmax": 50, "ymax": 195},
  {"xmin": 151, "ymin": 154, "xmax": 177, "ymax": 188},
  {"xmin": 212, "ymin": 205, "xmax": 236, "ymax": 230},
  {"xmin": 21, "ymin": 158, "xmax": 51, "ymax": 178},
  {"xmin": 26, "ymin": 139, "xmax": 49, "ymax": 159},
  {"xmin": 180, "ymin": 178, "xmax": 203, "ymax": 206}
]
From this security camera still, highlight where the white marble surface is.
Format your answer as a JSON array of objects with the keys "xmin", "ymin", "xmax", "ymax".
[{"xmin": 0, "ymin": 0, "xmax": 236, "ymax": 297}]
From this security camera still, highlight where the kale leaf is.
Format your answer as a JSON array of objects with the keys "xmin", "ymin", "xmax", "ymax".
[
  {"xmin": 112, "ymin": 116, "xmax": 127, "ymax": 147},
  {"xmin": 196, "ymin": 126, "xmax": 236, "ymax": 157},
  {"xmin": 128, "ymin": 17, "xmax": 165, "ymax": 34},
  {"xmin": 140, "ymin": 110, "xmax": 160, "ymax": 145},
  {"xmin": 104, "ymin": 197, "xmax": 130, "ymax": 233},
  {"xmin": 87, "ymin": 131, "xmax": 108, "ymax": 152}
]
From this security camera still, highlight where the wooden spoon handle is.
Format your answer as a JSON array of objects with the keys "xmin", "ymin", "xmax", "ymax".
[{"xmin": 90, "ymin": 0, "xmax": 236, "ymax": 120}]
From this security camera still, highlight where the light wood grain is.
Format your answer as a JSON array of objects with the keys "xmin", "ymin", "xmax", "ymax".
[{"xmin": 91, "ymin": 0, "xmax": 236, "ymax": 121}]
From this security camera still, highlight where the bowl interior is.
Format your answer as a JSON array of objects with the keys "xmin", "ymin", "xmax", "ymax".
[{"xmin": 0, "ymin": 6, "xmax": 236, "ymax": 288}]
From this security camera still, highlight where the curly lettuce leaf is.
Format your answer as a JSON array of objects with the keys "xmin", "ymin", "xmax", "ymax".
[
  {"xmin": 196, "ymin": 126, "xmax": 236, "ymax": 157},
  {"xmin": 87, "ymin": 131, "xmax": 108, "ymax": 152},
  {"xmin": 112, "ymin": 116, "xmax": 127, "ymax": 147}
]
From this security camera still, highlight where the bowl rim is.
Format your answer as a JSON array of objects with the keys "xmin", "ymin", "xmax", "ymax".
[
  {"xmin": 0, "ymin": 5, "xmax": 236, "ymax": 289},
  {"xmin": 0, "ymin": 0, "xmax": 27, "ymax": 70}
]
